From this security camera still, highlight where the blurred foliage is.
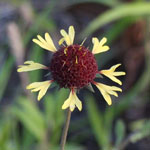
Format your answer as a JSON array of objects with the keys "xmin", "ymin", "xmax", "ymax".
[
  {"xmin": 81, "ymin": 2, "xmax": 150, "ymax": 38},
  {"xmin": 0, "ymin": 0, "xmax": 150, "ymax": 150},
  {"xmin": 0, "ymin": 56, "xmax": 14, "ymax": 100}
]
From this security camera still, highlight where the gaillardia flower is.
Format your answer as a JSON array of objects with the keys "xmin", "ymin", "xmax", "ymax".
[{"xmin": 17, "ymin": 26, "xmax": 125, "ymax": 111}]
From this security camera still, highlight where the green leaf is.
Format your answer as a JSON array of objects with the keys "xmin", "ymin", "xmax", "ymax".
[
  {"xmin": 104, "ymin": 17, "xmax": 138, "ymax": 44},
  {"xmin": 130, "ymin": 120, "xmax": 150, "ymax": 143},
  {"xmin": 86, "ymin": 94, "xmax": 109, "ymax": 149},
  {"xmin": 44, "ymin": 93, "xmax": 56, "ymax": 128},
  {"xmin": 129, "ymin": 119, "xmax": 146, "ymax": 131},
  {"xmin": 115, "ymin": 120, "xmax": 125, "ymax": 146},
  {"xmin": 68, "ymin": 0, "xmax": 121, "ymax": 7},
  {"xmin": 53, "ymin": 143, "xmax": 84, "ymax": 150},
  {"xmin": 81, "ymin": 2, "xmax": 150, "ymax": 37},
  {"xmin": 104, "ymin": 107, "xmax": 115, "ymax": 138},
  {"xmin": 19, "ymin": 97, "xmax": 46, "ymax": 129},
  {"xmin": 12, "ymin": 97, "xmax": 46, "ymax": 141},
  {"xmin": 0, "ymin": 119, "xmax": 12, "ymax": 148},
  {"xmin": 0, "ymin": 56, "xmax": 14, "ymax": 101}
]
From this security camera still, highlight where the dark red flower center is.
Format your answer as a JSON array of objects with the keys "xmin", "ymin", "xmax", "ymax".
[{"xmin": 50, "ymin": 44, "xmax": 98, "ymax": 89}]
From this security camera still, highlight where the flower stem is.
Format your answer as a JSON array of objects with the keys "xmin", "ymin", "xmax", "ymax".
[{"xmin": 60, "ymin": 109, "xmax": 72, "ymax": 150}]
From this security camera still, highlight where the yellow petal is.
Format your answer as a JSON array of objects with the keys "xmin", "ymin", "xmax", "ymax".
[
  {"xmin": 107, "ymin": 75, "xmax": 122, "ymax": 85},
  {"xmin": 26, "ymin": 81, "xmax": 52, "ymax": 101},
  {"xmin": 24, "ymin": 61, "xmax": 35, "ymax": 64},
  {"xmin": 100, "ymin": 46, "xmax": 109, "ymax": 51},
  {"xmin": 17, "ymin": 61, "xmax": 47, "ymax": 72},
  {"xmin": 62, "ymin": 98, "xmax": 71, "ymax": 110},
  {"xmin": 38, "ymin": 83, "xmax": 50, "ymax": 100},
  {"xmin": 110, "ymin": 64, "xmax": 121, "ymax": 71},
  {"xmin": 92, "ymin": 37, "xmax": 109, "ymax": 54},
  {"xmin": 60, "ymin": 29, "xmax": 71, "ymax": 46},
  {"xmin": 62, "ymin": 90, "xmax": 82, "ymax": 111},
  {"xmin": 59, "ymin": 26, "xmax": 75, "ymax": 46},
  {"xmin": 100, "ymin": 64, "xmax": 126, "ymax": 85},
  {"xmin": 100, "ymin": 88, "xmax": 112, "ymax": 105},
  {"xmin": 32, "ymin": 33, "xmax": 57, "ymax": 52},
  {"xmin": 75, "ymin": 95, "xmax": 82, "ymax": 111},
  {"xmin": 58, "ymin": 38, "xmax": 65, "ymax": 45},
  {"xmin": 37, "ymin": 35, "xmax": 49, "ymax": 47},
  {"xmin": 69, "ymin": 26, "xmax": 75, "ymax": 44},
  {"xmin": 94, "ymin": 82, "xmax": 122, "ymax": 105},
  {"xmin": 92, "ymin": 38, "xmax": 99, "ymax": 53},
  {"xmin": 99, "ymin": 37, "xmax": 107, "ymax": 45},
  {"xmin": 63, "ymin": 36, "xmax": 71, "ymax": 46},
  {"xmin": 45, "ymin": 33, "xmax": 57, "ymax": 51},
  {"xmin": 32, "ymin": 39, "xmax": 50, "ymax": 50},
  {"xmin": 113, "ymin": 72, "xmax": 126, "ymax": 76}
]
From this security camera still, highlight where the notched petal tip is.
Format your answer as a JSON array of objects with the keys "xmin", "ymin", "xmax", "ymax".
[
  {"xmin": 61, "ymin": 90, "xmax": 82, "ymax": 111},
  {"xmin": 92, "ymin": 37, "xmax": 109, "ymax": 54},
  {"xmin": 100, "ymin": 63, "xmax": 126, "ymax": 85},
  {"xmin": 26, "ymin": 81, "xmax": 52, "ymax": 101},
  {"xmin": 94, "ymin": 82, "xmax": 122, "ymax": 105},
  {"xmin": 17, "ymin": 61, "xmax": 47, "ymax": 72},
  {"xmin": 32, "ymin": 33, "xmax": 57, "ymax": 52},
  {"xmin": 100, "ymin": 37, "xmax": 107, "ymax": 44},
  {"xmin": 70, "ymin": 106, "xmax": 75, "ymax": 112},
  {"xmin": 59, "ymin": 26, "xmax": 75, "ymax": 46}
]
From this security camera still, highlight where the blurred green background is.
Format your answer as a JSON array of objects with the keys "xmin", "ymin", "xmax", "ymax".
[{"xmin": 0, "ymin": 0, "xmax": 150, "ymax": 150}]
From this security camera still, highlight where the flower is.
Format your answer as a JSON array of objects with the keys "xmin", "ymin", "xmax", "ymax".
[{"xmin": 17, "ymin": 26, "xmax": 126, "ymax": 112}]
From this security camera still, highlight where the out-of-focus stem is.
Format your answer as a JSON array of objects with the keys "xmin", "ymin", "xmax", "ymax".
[{"xmin": 6, "ymin": 22, "xmax": 33, "ymax": 100}]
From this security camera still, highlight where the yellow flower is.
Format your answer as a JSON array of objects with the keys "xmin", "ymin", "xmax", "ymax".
[{"xmin": 17, "ymin": 26, "xmax": 125, "ymax": 112}]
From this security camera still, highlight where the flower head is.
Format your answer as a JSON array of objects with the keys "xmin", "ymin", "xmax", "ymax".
[
  {"xmin": 17, "ymin": 26, "xmax": 125, "ymax": 111},
  {"xmin": 50, "ymin": 44, "xmax": 98, "ymax": 88}
]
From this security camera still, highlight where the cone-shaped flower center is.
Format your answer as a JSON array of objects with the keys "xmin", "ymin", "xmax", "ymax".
[{"xmin": 50, "ymin": 45, "xmax": 98, "ymax": 88}]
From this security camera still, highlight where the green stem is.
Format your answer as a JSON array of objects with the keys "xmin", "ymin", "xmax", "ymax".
[{"xmin": 60, "ymin": 109, "xmax": 72, "ymax": 150}]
